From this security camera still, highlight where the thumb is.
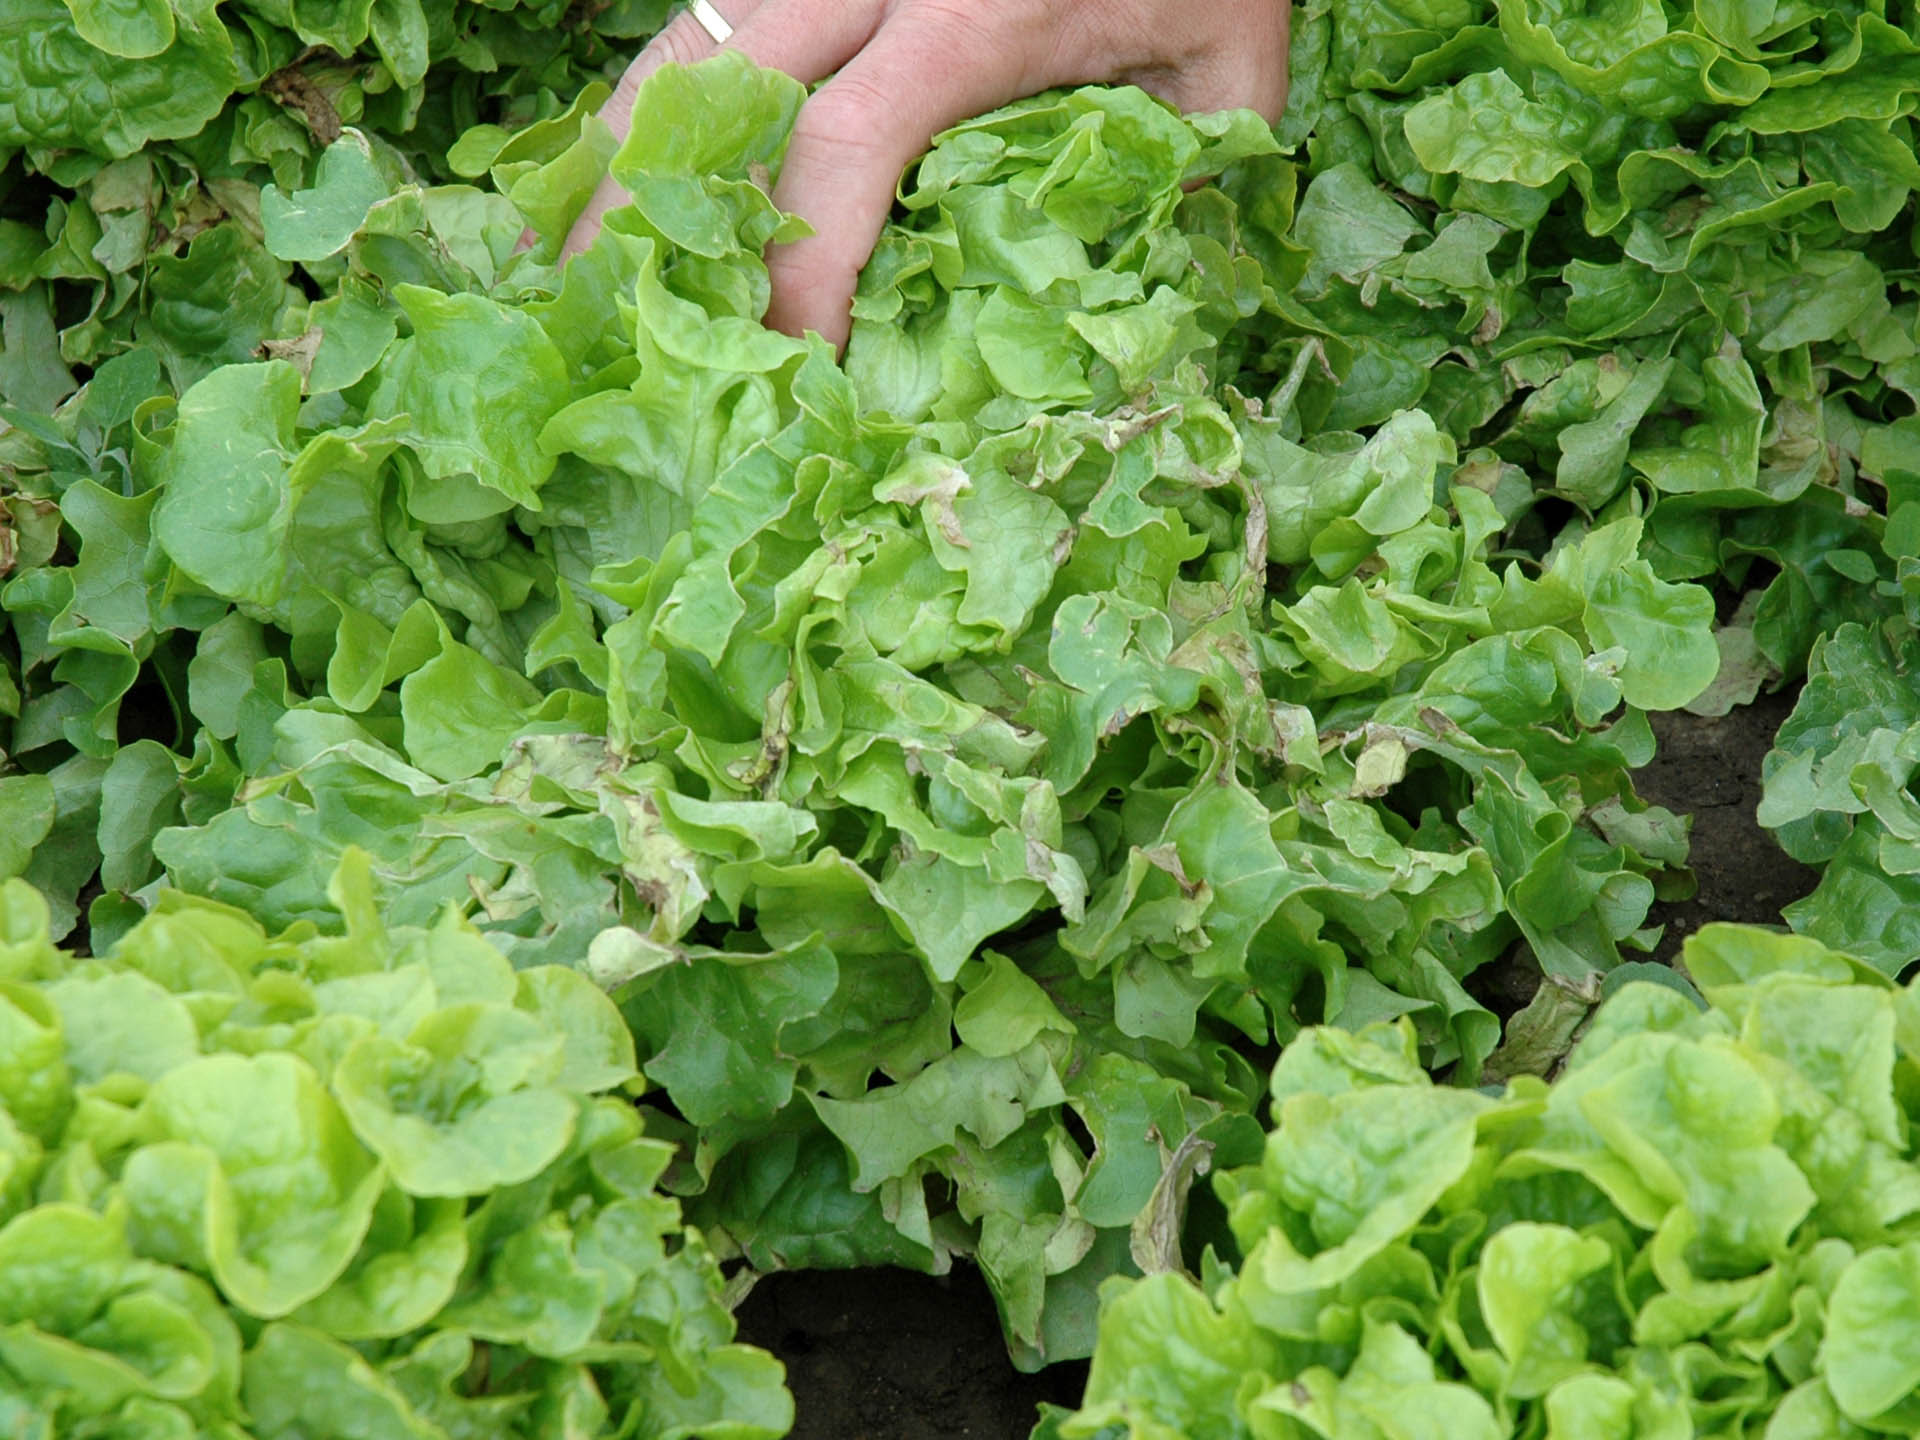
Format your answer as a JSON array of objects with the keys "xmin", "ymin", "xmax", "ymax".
[
  {"xmin": 561, "ymin": 10, "xmax": 742, "ymax": 260},
  {"xmin": 562, "ymin": 0, "xmax": 876, "ymax": 261},
  {"xmin": 763, "ymin": 9, "xmax": 1034, "ymax": 350}
]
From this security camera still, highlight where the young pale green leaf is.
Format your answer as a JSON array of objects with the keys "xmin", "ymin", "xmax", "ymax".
[
  {"xmin": 1823, "ymin": 1243, "xmax": 1920, "ymax": 1424},
  {"xmin": 150, "ymin": 362, "xmax": 304, "ymax": 608},
  {"xmin": 333, "ymin": 1006, "xmax": 578, "ymax": 1197},
  {"xmin": 374, "ymin": 286, "xmax": 570, "ymax": 511},
  {"xmin": 126, "ymin": 1052, "xmax": 386, "ymax": 1315},
  {"xmin": 261, "ymin": 132, "xmax": 392, "ymax": 264},
  {"xmin": 1477, "ymin": 1222, "xmax": 1615, "ymax": 1398}
]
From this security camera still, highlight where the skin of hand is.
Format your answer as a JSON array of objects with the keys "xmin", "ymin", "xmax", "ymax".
[{"xmin": 561, "ymin": 0, "xmax": 1291, "ymax": 351}]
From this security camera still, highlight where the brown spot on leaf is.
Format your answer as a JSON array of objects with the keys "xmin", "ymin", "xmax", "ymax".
[
  {"xmin": 262, "ymin": 329, "xmax": 323, "ymax": 383},
  {"xmin": 265, "ymin": 59, "xmax": 344, "ymax": 145}
]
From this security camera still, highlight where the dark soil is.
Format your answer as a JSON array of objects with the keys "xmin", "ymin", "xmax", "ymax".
[
  {"xmin": 734, "ymin": 1266, "xmax": 1087, "ymax": 1440},
  {"xmin": 1636, "ymin": 689, "xmax": 1820, "ymax": 965},
  {"xmin": 736, "ymin": 695, "xmax": 1823, "ymax": 1440}
]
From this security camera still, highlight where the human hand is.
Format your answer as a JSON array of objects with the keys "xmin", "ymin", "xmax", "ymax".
[{"xmin": 561, "ymin": 0, "xmax": 1291, "ymax": 351}]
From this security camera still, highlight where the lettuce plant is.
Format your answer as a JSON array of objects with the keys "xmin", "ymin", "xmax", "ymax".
[
  {"xmin": 1759, "ymin": 623, "xmax": 1920, "ymax": 973},
  {"xmin": 15, "ymin": 0, "xmax": 1920, "ymax": 1378},
  {"xmin": 0, "ymin": 851, "xmax": 790, "ymax": 1439},
  {"xmin": 0, "ymin": 0, "xmax": 665, "ymax": 398},
  {"xmin": 3, "ymin": 46, "xmax": 1728, "ymax": 1362},
  {"xmin": 1047, "ymin": 923, "xmax": 1920, "ymax": 1439}
]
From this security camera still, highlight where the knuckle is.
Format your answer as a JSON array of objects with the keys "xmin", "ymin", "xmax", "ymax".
[
  {"xmin": 902, "ymin": 0, "xmax": 988, "ymax": 41},
  {"xmin": 917, "ymin": 0, "xmax": 1038, "ymax": 77},
  {"xmin": 772, "ymin": 234, "xmax": 860, "ymax": 291},
  {"xmin": 648, "ymin": 17, "xmax": 713, "ymax": 68},
  {"xmin": 608, "ymin": 68, "xmax": 645, "ymax": 114},
  {"xmin": 794, "ymin": 74, "xmax": 909, "ymax": 155},
  {"xmin": 606, "ymin": 13, "xmax": 717, "ymax": 123}
]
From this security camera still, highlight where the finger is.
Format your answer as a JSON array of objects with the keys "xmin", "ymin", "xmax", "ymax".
[
  {"xmin": 1124, "ymin": 3, "xmax": 1292, "ymax": 123},
  {"xmin": 559, "ymin": 176, "xmax": 629, "ymax": 260},
  {"xmin": 561, "ymin": 0, "xmax": 757, "ymax": 258},
  {"xmin": 563, "ymin": 0, "xmax": 880, "ymax": 260},
  {"xmin": 602, "ymin": 0, "xmax": 756, "ymax": 139},
  {"xmin": 723, "ymin": 0, "xmax": 883, "ymax": 87},
  {"xmin": 763, "ymin": 6, "xmax": 1040, "ymax": 349}
]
